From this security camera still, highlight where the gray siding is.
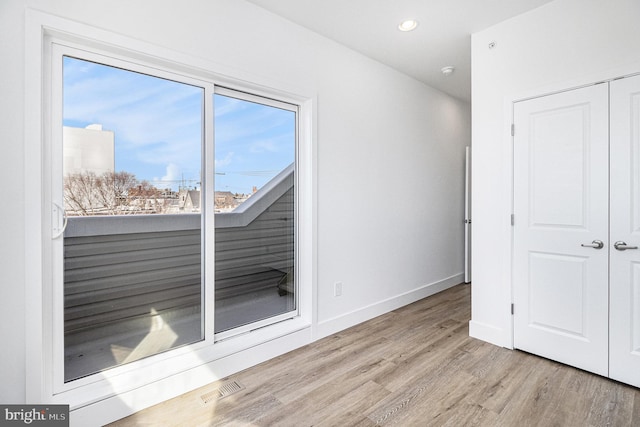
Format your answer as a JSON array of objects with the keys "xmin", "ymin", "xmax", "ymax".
[
  {"xmin": 215, "ymin": 188, "xmax": 294, "ymax": 299},
  {"xmin": 64, "ymin": 228, "xmax": 202, "ymax": 339},
  {"xmin": 63, "ymin": 187, "xmax": 294, "ymax": 343}
]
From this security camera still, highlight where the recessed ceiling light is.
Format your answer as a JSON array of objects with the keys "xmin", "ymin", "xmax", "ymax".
[{"xmin": 398, "ymin": 19, "xmax": 418, "ymax": 32}]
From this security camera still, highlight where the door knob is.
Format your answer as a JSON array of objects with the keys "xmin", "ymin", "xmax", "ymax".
[
  {"xmin": 581, "ymin": 240, "xmax": 604, "ymax": 249},
  {"xmin": 614, "ymin": 241, "xmax": 638, "ymax": 251}
]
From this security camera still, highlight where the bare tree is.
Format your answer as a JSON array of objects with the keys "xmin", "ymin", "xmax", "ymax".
[
  {"xmin": 64, "ymin": 171, "xmax": 103, "ymax": 215},
  {"xmin": 64, "ymin": 171, "xmax": 166, "ymax": 216},
  {"xmin": 96, "ymin": 171, "xmax": 138, "ymax": 212}
]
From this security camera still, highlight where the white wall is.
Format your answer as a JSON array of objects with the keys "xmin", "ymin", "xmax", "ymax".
[
  {"xmin": 0, "ymin": 0, "xmax": 470, "ymax": 421},
  {"xmin": 0, "ymin": 0, "xmax": 27, "ymax": 405},
  {"xmin": 471, "ymin": 0, "xmax": 640, "ymax": 347}
]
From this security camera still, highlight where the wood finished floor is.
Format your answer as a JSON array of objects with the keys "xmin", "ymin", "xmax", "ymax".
[{"xmin": 109, "ymin": 284, "xmax": 640, "ymax": 426}]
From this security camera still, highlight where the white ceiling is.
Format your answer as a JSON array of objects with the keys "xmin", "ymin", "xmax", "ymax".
[{"xmin": 245, "ymin": 0, "xmax": 555, "ymax": 102}]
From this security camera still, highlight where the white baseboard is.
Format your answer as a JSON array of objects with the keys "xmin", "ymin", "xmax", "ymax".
[
  {"xmin": 469, "ymin": 320, "xmax": 511, "ymax": 348},
  {"xmin": 315, "ymin": 273, "xmax": 464, "ymax": 340}
]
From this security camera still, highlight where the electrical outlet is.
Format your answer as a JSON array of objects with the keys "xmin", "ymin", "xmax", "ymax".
[{"xmin": 334, "ymin": 281, "xmax": 343, "ymax": 297}]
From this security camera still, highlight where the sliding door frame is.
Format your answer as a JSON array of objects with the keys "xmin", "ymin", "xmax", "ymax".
[{"xmin": 25, "ymin": 9, "xmax": 316, "ymax": 412}]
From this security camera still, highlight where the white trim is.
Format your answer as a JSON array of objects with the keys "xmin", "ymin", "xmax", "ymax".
[
  {"xmin": 50, "ymin": 44, "xmax": 65, "ymax": 390},
  {"xmin": 297, "ymin": 96, "xmax": 317, "ymax": 331},
  {"xmin": 204, "ymin": 81, "xmax": 216, "ymax": 353},
  {"xmin": 215, "ymin": 86, "xmax": 298, "ymax": 113},
  {"xmin": 315, "ymin": 274, "xmax": 464, "ymax": 339},
  {"xmin": 25, "ymin": 9, "xmax": 316, "ymax": 420},
  {"xmin": 464, "ymin": 146, "xmax": 471, "ymax": 283},
  {"xmin": 25, "ymin": 8, "xmax": 47, "ymax": 404},
  {"xmin": 508, "ymin": 62, "xmax": 640, "ymax": 106},
  {"xmin": 504, "ymin": 95, "xmax": 516, "ymax": 350},
  {"xmin": 469, "ymin": 320, "xmax": 510, "ymax": 348}
]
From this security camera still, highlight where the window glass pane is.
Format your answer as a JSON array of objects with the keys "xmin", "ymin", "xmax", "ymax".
[
  {"xmin": 62, "ymin": 56, "xmax": 204, "ymax": 381},
  {"xmin": 214, "ymin": 92, "xmax": 296, "ymax": 333}
]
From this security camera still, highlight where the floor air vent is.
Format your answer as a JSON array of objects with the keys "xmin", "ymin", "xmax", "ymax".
[{"xmin": 200, "ymin": 380, "xmax": 245, "ymax": 405}]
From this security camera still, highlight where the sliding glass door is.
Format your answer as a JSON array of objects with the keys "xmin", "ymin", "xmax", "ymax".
[
  {"xmin": 53, "ymin": 47, "xmax": 299, "ymax": 384},
  {"xmin": 213, "ymin": 89, "xmax": 297, "ymax": 335},
  {"xmin": 61, "ymin": 55, "xmax": 205, "ymax": 381}
]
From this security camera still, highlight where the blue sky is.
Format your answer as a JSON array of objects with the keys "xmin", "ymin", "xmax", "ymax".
[
  {"xmin": 63, "ymin": 56, "xmax": 295, "ymax": 193},
  {"xmin": 213, "ymin": 94, "xmax": 295, "ymax": 194}
]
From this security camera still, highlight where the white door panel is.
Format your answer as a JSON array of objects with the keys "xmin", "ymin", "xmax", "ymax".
[
  {"xmin": 513, "ymin": 84, "xmax": 609, "ymax": 376},
  {"xmin": 528, "ymin": 252, "xmax": 589, "ymax": 337},
  {"xmin": 528, "ymin": 104, "xmax": 592, "ymax": 228},
  {"xmin": 610, "ymin": 74, "xmax": 640, "ymax": 388}
]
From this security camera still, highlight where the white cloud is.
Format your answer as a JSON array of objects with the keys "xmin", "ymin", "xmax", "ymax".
[
  {"xmin": 250, "ymin": 139, "xmax": 278, "ymax": 153},
  {"xmin": 161, "ymin": 163, "xmax": 181, "ymax": 182},
  {"xmin": 215, "ymin": 152, "xmax": 234, "ymax": 168}
]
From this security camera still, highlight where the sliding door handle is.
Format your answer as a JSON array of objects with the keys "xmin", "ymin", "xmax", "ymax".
[
  {"xmin": 52, "ymin": 202, "xmax": 68, "ymax": 239},
  {"xmin": 581, "ymin": 240, "xmax": 604, "ymax": 249},
  {"xmin": 614, "ymin": 241, "xmax": 638, "ymax": 251}
]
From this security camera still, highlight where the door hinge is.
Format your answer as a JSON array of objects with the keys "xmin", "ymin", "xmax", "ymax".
[
  {"xmin": 510, "ymin": 214, "xmax": 515, "ymax": 226},
  {"xmin": 511, "ymin": 124, "xmax": 515, "ymax": 136},
  {"xmin": 511, "ymin": 303, "xmax": 514, "ymax": 315}
]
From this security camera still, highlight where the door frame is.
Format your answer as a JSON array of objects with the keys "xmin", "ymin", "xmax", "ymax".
[
  {"xmin": 25, "ymin": 9, "xmax": 317, "ymax": 417},
  {"xmin": 507, "ymin": 74, "xmax": 640, "ymax": 350},
  {"xmin": 511, "ymin": 84, "xmax": 610, "ymax": 376}
]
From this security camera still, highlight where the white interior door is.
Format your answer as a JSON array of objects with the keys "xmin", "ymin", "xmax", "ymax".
[
  {"xmin": 513, "ymin": 84, "xmax": 609, "ymax": 376},
  {"xmin": 610, "ymin": 74, "xmax": 640, "ymax": 388}
]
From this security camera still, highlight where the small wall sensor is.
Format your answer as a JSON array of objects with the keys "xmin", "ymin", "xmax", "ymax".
[{"xmin": 441, "ymin": 66, "xmax": 455, "ymax": 76}]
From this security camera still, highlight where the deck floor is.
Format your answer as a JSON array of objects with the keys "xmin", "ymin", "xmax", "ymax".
[
  {"xmin": 109, "ymin": 284, "xmax": 640, "ymax": 426},
  {"xmin": 65, "ymin": 286, "xmax": 291, "ymax": 381}
]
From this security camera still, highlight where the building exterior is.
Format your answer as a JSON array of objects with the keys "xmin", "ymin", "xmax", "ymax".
[{"xmin": 63, "ymin": 124, "xmax": 115, "ymax": 177}]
